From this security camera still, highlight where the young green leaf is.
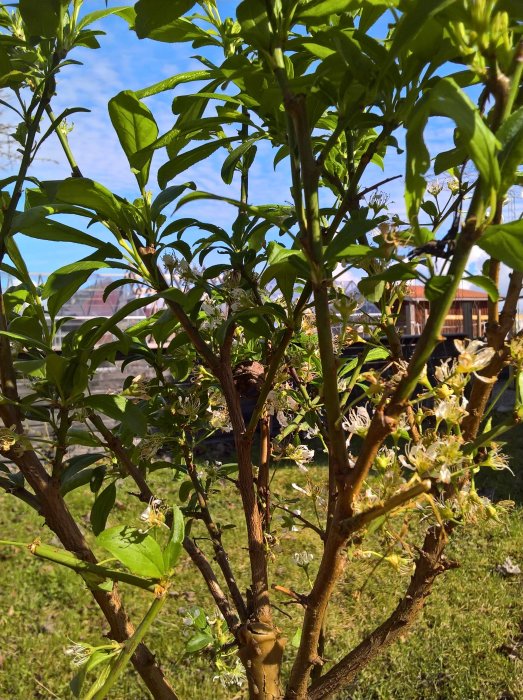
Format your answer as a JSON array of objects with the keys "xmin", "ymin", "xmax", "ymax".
[
  {"xmin": 97, "ymin": 526, "xmax": 165, "ymax": 578},
  {"xmin": 57, "ymin": 178, "xmax": 123, "ymax": 223},
  {"xmin": 465, "ymin": 274, "xmax": 499, "ymax": 302},
  {"xmin": 220, "ymin": 139, "xmax": 259, "ymax": 185},
  {"xmin": 134, "ymin": 0, "xmax": 196, "ymax": 41},
  {"xmin": 157, "ymin": 138, "xmax": 237, "ymax": 189},
  {"xmin": 185, "ymin": 631, "xmax": 214, "ymax": 654},
  {"xmin": 108, "ymin": 91, "xmax": 159, "ymax": 190},
  {"xmin": 42, "ymin": 255, "xmax": 112, "ymax": 319},
  {"xmin": 163, "ymin": 505, "xmax": 184, "ymax": 573},
  {"xmin": 425, "ymin": 275, "xmax": 454, "ymax": 302},
  {"xmin": 496, "ymin": 106, "xmax": 523, "ymax": 197},
  {"xmin": 90, "ymin": 482, "xmax": 117, "ymax": 536},
  {"xmin": 150, "ymin": 182, "xmax": 196, "ymax": 219},
  {"xmin": 477, "ymin": 220, "xmax": 523, "ymax": 272},
  {"xmin": 19, "ymin": 0, "xmax": 62, "ymax": 38},
  {"xmin": 405, "ymin": 77, "xmax": 499, "ymax": 227}
]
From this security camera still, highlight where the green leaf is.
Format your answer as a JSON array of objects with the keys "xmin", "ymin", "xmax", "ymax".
[
  {"xmin": 477, "ymin": 220, "xmax": 523, "ymax": 272},
  {"xmin": 291, "ymin": 627, "xmax": 302, "ymax": 649},
  {"xmin": 108, "ymin": 91, "xmax": 159, "ymax": 190},
  {"xmin": 405, "ymin": 77, "xmax": 499, "ymax": 227},
  {"xmin": 5, "ymin": 236, "xmax": 37, "ymax": 293},
  {"xmin": 90, "ymin": 467, "xmax": 105, "ymax": 494},
  {"xmin": 45, "ymin": 353, "xmax": 68, "ymax": 391},
  {"xmin": 13, "ymin": 358, "xmax": 46, "ymax": 379},
  {"xmin": 89, "ymin": 293, "xmax": 162, "ymax": 346},
  {"xmin": 42, "ymin": 254, "xmax": 112, "ymax": 319},
  {"xmin": 433, "ymin": 146, "xmax": 466, "ymax": 175},
  {"xmin": 83, "ymin": 394, "xmax": 147, "ymax": 436},
  {"xmin": 425, "ymin": 275, "xmax": 454, "ymax": 302},
  {"xmin": 66, "ymin": 429, "xmax": 101, "ymax": 448},
  {"xmin": 465, "ymin": 274, "xmax": 499, "ymax": 302},
  {"xmin": 157, "ymin": 138, "xmax": 237, "ymax": 189},
  {"xmin": 386, "ymin": 0, "xmax": 457, "ymax": 64},
  {"xmin": 367, "ymin": 263, "xmax": 419, "ymax": 283},
  {"xmin": 420, "ymin": 200, "xmax": 438, "ymax": 219},
  {"xmin": 134, "ymin": 0, "xmax": 196, "ymax": 41},
  {"xmin": 236, "ymin": 0, "xmax": 272, "ymax": 51},
  {"xmin": 60, "ymin": 454, "xmax": 105, "ymax": 495},
  {"xmin": 97, "ymin": 526, "xmax": 165, "ymax": 578},
  {"xmin": 83, "ymin": 394, "xmax": 127, "ymax": 419},
  {"xmin": 220, "ymin": 139, "xmax": 259, "ymax": 185},
  {"xmin": 56, "ymin": 178, "xmax": 123, "ymax": 223},
  {"xmin": 90, "ymin": 482, "xmax": 117, "ymax": 536},
  {"xmin": 134, "ymin": 70, "xmax": 214, "ymax": 99},
  {"xmin": 185, "ymin": 631, "xmax": 213, "ymax": 653},
  {"xmin": 163, "ymin": 504, "xmax": 184, "ymax": 572},
  {"xmin": 150, "ymin": 182, "xmax": 196, "ymax": 219},
  {"xmin": 0, "ymin": 330, "xmax": 50, "ymax": 352},
  {"xmin": 78, "ymin": 6, "xmax": 133, "ymax": 30},
  {"xmin": 358, "ymin": 277, "xmax": 385, "ymax": 303},
  {"xmin": 496, "ymin": 107, "xmax": 523, "ymax": 196},
  {"xmin": 325, "ymin": 243, "xmax": 372, "ymax": 263},
  {"xmin": 19, "ymin": 0, "xmax": 63, "ymax": 38},
  {"xmin": 70, "ymin": 664, "xmax": 87, "ymax": 698},
  {"xmin": 12, "ymin": 209, "xmax": 118, "ymax": 252},
  {"xmin": 296, "ymin": 0, "xmax": 358, "ymax": 21},
  {"xmin": 175, "ymin": 191, "xmax": 294, "ymax": 231}
]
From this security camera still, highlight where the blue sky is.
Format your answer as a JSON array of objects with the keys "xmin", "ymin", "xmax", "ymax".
[{"xmin": 2, "ymin": 1, "xmax": 521, "ymax": 290}]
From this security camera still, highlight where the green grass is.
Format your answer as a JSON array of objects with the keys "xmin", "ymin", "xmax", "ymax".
[{"xmin": 2, "ymin": 427, "xmax": 523, "ymax": 699}]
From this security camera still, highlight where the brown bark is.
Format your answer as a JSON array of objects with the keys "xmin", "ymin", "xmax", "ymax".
[
  {"xmin": 219, "ymin": 361, "xmax": 272, "ymax": 623},
  {"xmin": 12, "ymin": 451, "xmax": 178, "ymax": 700},
  {"xmin": 462, "ymin": 270, "xmax": 523, "ymax": 438},
  {"xmin": 182, "ymin": 444, "xmax": 247, "ymax": 620},
  {"xmin": 238, "ymin": 623, "xmax": 286, "ymax": 700},
  {"xmin": 299, "ymin": 263, "xmax": 522, "ymax": 700},
  {"xmin": 307, "ymin": 528, "xmax": 454, "ymax": 700},
  {"xmin": 259, "ymin": 412, "xmax": 271, "ymax": 530}
]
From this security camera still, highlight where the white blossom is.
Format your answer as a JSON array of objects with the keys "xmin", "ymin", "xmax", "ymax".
[
  {"xmin": 293, "ymin": 550, "xmax": 314, "ymax": 567},
  {"xmin": 434, "ymin": 395, "xmax": 469, "ymax": 423},
  {"xmin": 286, "ymin": 444, "xmax": 314, "ymax": 471},
  {"xmin": 454, "ymin": 338, "xmax": 495, "ymax": 374},
  {"xmin": 343, "ymin": 405, "xmax": 371, "ymax": 443}
]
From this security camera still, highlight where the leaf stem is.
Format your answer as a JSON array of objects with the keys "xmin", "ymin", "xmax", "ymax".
[{"xmin": 91, "ymin": 592, "xmax": 167, "ymax": 700}]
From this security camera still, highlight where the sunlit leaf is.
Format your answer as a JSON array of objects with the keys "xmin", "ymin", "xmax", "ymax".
[
  {"xmin": 97, "ymin": 526, "xmax": 165, "ymax": 578},
  {"xmin": 108, "ymin": 91, "xmax": 159, "ymax": 189}
]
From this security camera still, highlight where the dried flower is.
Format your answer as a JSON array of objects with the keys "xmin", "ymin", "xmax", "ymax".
[
  {"xmin": 64, "ymin": 640, "xmax": 120, "ymax": 668},
  {"xmin": 208, "ymin": 406, "xmax": 232, "ymax": 433},
  {"xmin": 291, "ymin": 482, "xmax": 312, "ymax": 497},
  {"xmin": 481, "ymin": 444, "xmax": 511, "ymax": 472},
  {"xmin": 509, "ymin": 336, "xmax": 523, "ymax": 365},
  {"xmin": 140, "ymin": 497, "xmax": 167, "ymax": 529},
  {"xmin": 0, "ymin": 426, "xmax": 31, "ymax": 456},
  {"xmin": 137, "ymin": 434, "xmax": 165, "ymax": 461},
  {"xmin": 172, "ymin": 394, "xmax": 201, "ymax": 422},
  {"xmin": 0, "ymin": 426, "xmax": 17, "ymax": 452}
]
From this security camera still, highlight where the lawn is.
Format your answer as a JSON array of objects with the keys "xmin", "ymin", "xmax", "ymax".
[{"xmin": 1, "ymin": 425, "xmax": 523, "ymax": 700}]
